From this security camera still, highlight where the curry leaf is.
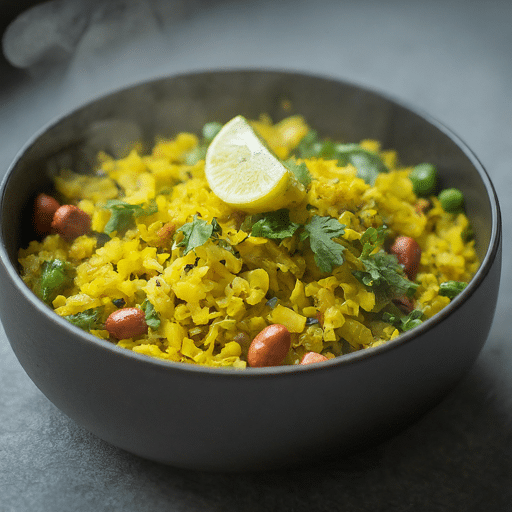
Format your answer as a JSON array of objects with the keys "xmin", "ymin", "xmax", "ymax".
[{"xmin": 301, "ymin": 215, "xmax": 346, "ymax": 273}]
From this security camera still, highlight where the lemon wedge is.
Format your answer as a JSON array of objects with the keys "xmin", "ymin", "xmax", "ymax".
[{"xmin": 204, "ymin": 115, "xmax": 306, "ymax": 213}]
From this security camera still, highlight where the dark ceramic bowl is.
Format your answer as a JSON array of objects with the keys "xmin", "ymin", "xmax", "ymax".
[{"xmin": 0, "ymin": 70, "xmax": 502, "ymax": 471}]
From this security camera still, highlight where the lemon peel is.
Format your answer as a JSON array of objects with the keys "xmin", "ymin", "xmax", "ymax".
[{"xmin": 204, "ymin": 116, "xmax": 305, "ymax": 213}]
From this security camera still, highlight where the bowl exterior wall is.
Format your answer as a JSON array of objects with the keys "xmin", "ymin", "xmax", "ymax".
[
  {"xmin": 0, "ymin": 238, "xmax": 500, "ymax": 470},
  {"xmin": 0, "ymin": 70, "xmax": 502, "ymax": 470}
]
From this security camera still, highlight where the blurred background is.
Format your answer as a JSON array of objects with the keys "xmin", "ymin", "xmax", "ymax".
[{"xmin": 1, "ymin": 1, "xmax": 511, "ymax": 510}]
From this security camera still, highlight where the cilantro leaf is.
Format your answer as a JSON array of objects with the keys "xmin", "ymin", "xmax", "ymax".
[
  {"xmin": 38, "ymin": 259, "xmax": 75, "ymax": 304},
  {"xmin": 176, "ymin": 215, "xmax": 220, "ymax": 255},
  {"xmin": 438, "ymin": 280, "xmax": 468, "ymax": 299},
  {"xmin": 251, "ymin": 209, "xmax": 301, "ymax": 240},
  {"xmin": 382, "ymin": 309, "xmax": 423, "ymax": 332},
  {"xmin": 353, "ymin": 251, "xmax": 418, "ymax": 298},
  {"xmin": 335, "ymin": 143, "xmax": 388, "ymax": 185},
  {"xmin": 104, "ymin": 200, "xmax": 158, "ymax": 235},
  {"xmin": 301, "ymin": 215, "xmax": 346, "ymax": 273},
  {"xmin": 64, "ymin": 307, "xmax": 104, "ymax": 331},
  {"xmin": 294, "ymin": 132, "xmax": 389, "ymax": 185},
  {"xmin": 359, "ymin": 226, "xmax": 388, "ymax": 259},
  {"xmin": 141, "ymin": 299, "xmax": 161, "ymax": 330},
  {"xmin": 210, "ymin": 218, "xmax": 222, "ymax": 238},
  {"xmin": 296, "ymin": 130, "xmax": 338, "ymax": 159},
  {"xmin": 295, "ymin": 130, "xmax": 320, "ymax": 158},
  {"xmin": 284, "ymin": 159, "xmax": 312, "ymax": 188}
]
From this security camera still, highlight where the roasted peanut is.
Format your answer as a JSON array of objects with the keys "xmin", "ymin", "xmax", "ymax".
[
  {"xmin": 33, "ymin": 193, "xmax": 60, "ymax": 236},
  {"xmin": 156, "ymin": 222, "xmax": 176, "ymax": 246},
  {"xmin": 51, "ymin": 204, "xmax": 91, "ymax": 241},
  {"xmin": 299, "ymin": 352, "xmax": 328, "ymax": 365},
  {"xmin": 247, "ymin": 324, "xmax": 291, "ymax": 367},
  {"xmin": 105, "ymin": 308, "xmax": 148, "ymax": 339},
  {"xmin": 390, "ymin": 236, "xmax": 421, "ymax": 281}
]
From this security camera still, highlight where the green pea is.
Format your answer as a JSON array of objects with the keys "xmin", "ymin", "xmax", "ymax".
[
  {"xmin": 202, "ymin": 122, "xmax": 223, "ymax": 142},
  {"xmin": 409, "ymin": 163, "xmax": 438, "ymax": 196},
  {"xmin": 438, "ymin": 188, "xmax": 464, "ymax": 212}
]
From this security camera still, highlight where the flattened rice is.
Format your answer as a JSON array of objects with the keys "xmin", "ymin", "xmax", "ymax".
[{"xmin": 19, "ymin": 115, "xmax": 479, "ymax": 368}]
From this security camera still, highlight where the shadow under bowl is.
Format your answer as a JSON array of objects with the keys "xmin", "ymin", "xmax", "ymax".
[{"xmin": 0, "ymin": 69, "xmax": 502, "ymax": 471}]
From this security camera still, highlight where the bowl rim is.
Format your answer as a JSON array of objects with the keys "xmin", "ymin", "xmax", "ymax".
[{"xmin": 0, "ymin": 68, "xmax": 502, "ymax": 378}]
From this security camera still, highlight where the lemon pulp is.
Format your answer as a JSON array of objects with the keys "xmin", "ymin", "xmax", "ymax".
[{"xmin": 204, "ymin": 115, "xmax": 305, "ymax": 213}]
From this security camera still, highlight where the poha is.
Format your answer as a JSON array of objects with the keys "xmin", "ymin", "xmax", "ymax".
[{"xmin": 18, "ymin": 115, "xmax": 479, "ymax": 368}]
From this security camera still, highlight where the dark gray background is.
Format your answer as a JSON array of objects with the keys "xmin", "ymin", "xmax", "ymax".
[{"xmin": 1, "ymin": 0, "xmax": 511, "ymax": 510}]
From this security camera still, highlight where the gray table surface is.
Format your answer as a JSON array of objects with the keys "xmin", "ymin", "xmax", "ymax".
[{"xmin": 1, "ymin": 0, "xmax": 511, "ymax": 510}]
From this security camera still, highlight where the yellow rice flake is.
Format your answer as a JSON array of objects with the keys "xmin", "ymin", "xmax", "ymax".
[
  {"xmin": 241, "ymin": 269, "xmax": 269, "ymax": 305},
  {"xmin": 216, "ymin": 341, "xmax": 242, "ymax": 359},
  {"xmin": 54, "ymin": 171, "xmax": 119, "ymax": 202},
  {"xmin": 52, "ymin": 295, "xmax": 67, "ymax": 308},
  {"xmin": 181, "ymin": 337, "xmax": 202, "ymax": 360},
  {"xmin": 297, "ymin": 325, "xmax": 325, "ymax": 353},
  {"xmin": 339, "ymin": 318, "xmax": 374, "ymax": 348},
  {"xmin": 172, "ymin": 266, "xmax": 210, "ymax": 303},
  {"xmin": 359, "ymin": 139, "xmax": 381, "ymax": 153},
  {"xmin": 152, "ymin": 133, "xmax": 198, "ymax": 161},
  {"xmin": 143, "ymin": 277, "xmax": 174, "ymax": 318},
  {"xmin": 123, "ymin": 172, "xmax": 156, "ymax": 204},
  {"xmin": 275, "ymin": 115, "xmax": 309, "ymax": 151},
  {"xmin": 422, "ymin": 295, "xmax": 451, "ymax": 319},
  {"xmin": 91, "ymin": 209, "xmax": 112, "ymax": 233},
  {"xmin": 290, "ymin": 279, "xmax": 311, "ymax": 313},
  {"xmin": 267, "ymin": 305, "xmax": 307, "ymax": 333},
  {"xmin": 133, "ymin": 343, "xmax": 174, "ymax": 360},
  {"xmin": 53, "ymin": 293, "xmax": 103, "ymax": 316},
  {"xmin": 250, "ymin": 116, "xmax": 295, "ymax": 160},
  {"xmin": 68, "ymin": 236, "xmax": 97, "ymax": 261},
  {"xmin": 323, "ymin": 306, "xmax": 346, "ymax": 341},
  {"xmin": 162, "ymin": 320, "xmax": 186, "ymax": 351}
]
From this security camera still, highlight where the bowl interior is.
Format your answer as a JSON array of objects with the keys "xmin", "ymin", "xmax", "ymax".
[{"xmin": 1, "ymin": 69, "xmax": 497, "ymax": 314}]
